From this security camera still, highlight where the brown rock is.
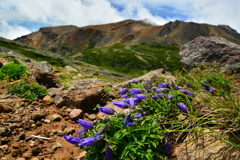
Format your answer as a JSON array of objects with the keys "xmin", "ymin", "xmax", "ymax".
[
  {"xmin": 31, "ymin": 110, "xmax": 48, "ymax": 121},
  {"xmin": 88, "ymin": 114, "xmax": 96, "ymax": 120},
  {"xmin": 54, "ymin": 83, "xmax": 109, "ymax": 111},
  {"xmin": 0, "ymin": 104, "xmax": 13, "ymax": 113},
  {"xmin": 50, "ymin": 114, "xmax": 62, "ymax": 122},
  {"xmin": 12, "ymin": 149, "xmax": 22, "ymax": 157},
  {"xmin": 0, "ymin": 127, "xmax": 11, "ymax": 136},
  {"xmin": 69, "ymin": 109, "xmax": 83, "ymax": 120},
  {"xmin": 12, "ymin": 142, "xmax": 23, "ymax": 149},
  {"xmin": 43, "ymin": 95, "xmax": 53, "ymax": 105},
  {"xmin": 22, "ymin": 151, "xmax": 32, "ymax": 159}
]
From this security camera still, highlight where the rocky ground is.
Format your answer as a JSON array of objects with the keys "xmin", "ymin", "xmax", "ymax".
[{"xmin": 0, "ymin": 66, "xmax": 175, "ymax": 160}]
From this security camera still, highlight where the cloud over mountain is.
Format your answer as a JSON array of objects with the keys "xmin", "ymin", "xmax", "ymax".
[{"xmin": 0, "ymin": 0, "xmax": 239, "ymax": 40}]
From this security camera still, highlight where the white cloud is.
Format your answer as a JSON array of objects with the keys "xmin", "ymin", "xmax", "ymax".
[
  {"xmin": 0, "ymin": 0, "xmax": 124, "ymax": 26},
  {"xmin": 0, "ymin": 20, "xmax": 31, "ymax": 40},
  {"xmin": 0, "ymin": 0, "xmax": 239, "ymax": 40}
]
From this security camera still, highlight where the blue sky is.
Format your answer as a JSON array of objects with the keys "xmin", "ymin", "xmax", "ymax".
[{"xmin": 0, "ymin": 0, "xmax": 239, "ymax": 40}]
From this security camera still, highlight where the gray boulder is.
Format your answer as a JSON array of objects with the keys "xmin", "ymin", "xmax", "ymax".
[{"xmin": 179, "ymin": 36, "xmax": 240, "ymax": 73}]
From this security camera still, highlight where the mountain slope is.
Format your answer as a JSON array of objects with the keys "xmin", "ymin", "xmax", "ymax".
[{"xmin": 14, "ymin": 20, "xmax": 240, "ymax": 56}]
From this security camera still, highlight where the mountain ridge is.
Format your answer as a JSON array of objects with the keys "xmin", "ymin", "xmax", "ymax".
[{"xmin": 14, "ymin": 19, "xmax": 240, "ymax": 56}]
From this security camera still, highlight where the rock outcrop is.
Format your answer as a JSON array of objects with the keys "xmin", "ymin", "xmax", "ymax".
[
  {"xmin": 53, "ymin": 79, "xmax": 109, "ymax": 111},
  {"xmin": 179, "ymin": 36, "xmax": 240, "ymax": 73}
]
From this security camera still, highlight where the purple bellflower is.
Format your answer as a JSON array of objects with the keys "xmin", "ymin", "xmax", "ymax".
[
  {"xmin": 132, "ymin": 79, "xmax": 138, "ymax": 83},
  {"xmin": 177, "ymin": 86, "xmax": 183, "ymax": 90},
  {"xmin": 168, "ymin": 94, "xmax": 173, "ymax": 100},
  {"xmin": 203, "ymin": 83, "xmax": 216, "ymax": 93},
  {"xmin": 78, "ymin": 137, "xmax": 96, "ymax": 147},
  {"xmin": 135, "ymin": 113, "xmax": 142, "ymax": 118},
  {"xmin": 78, "ymin": 128, "xmax": 86, "ymax": 139},
  {"xmin": 113, "ymin": 101, "xmax": 128, "ymax": 109},
  {"xmin": 159, "ymin": 88, "xmax": 170, "ymax": 92},
  {"xmin": 94, "ymin": 126, "xmax": 106, "ymax": 141},
  {"xmin": 63, "ymin": 135, "xmax": 81, "ymax": 145},
  {"xmin": 105, "ymin": 146, "xmax": 114, "ymax": 160},
  {"xmin": 124, "ymin": 114, "xmax": 136, "ymax": 126},
  {"xmin": 123, "ymin": 97, "xmax": 138, "ymax": 108},
  {"xmin": 152, "ymin": 93, "xmax": 163, "ymax": 99},
  {"xmin": 77, "ymin": 119, "xmax": 93, "ymax": 129},
  {"xmin": 98, "ymin": 107, "xmax": 115, "ymax": 115},
  {"xmin": 130, "ymin": 88, "xmax": 141, "ymax": 95},
  {"xmin": 178, "ymin": 103, "xmax": 190, "ymax": 114},
  {"xmin": 121, "ymin": 94, "xmax": 128, "ymax": 98},
  {"xmin": 134, "ymin": 94, "xmax": 146, "ymax": 102},
  {"xmin": 155, "ymin": 89, "xmax": 161, "ymax": 93},
  {"xmin": 119, "ymin": 88, "xmax": 127, "ymax": 95},
  {"xmin": 159, "ymin": 82, "xmax": 168, "ymax": 88},
  {"xmin": 164, "ymin": 142, "xmax": 173, "ymax": 156}
]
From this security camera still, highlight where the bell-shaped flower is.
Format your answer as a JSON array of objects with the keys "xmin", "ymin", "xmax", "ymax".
[
  {"xmin": 134, "ymin": 94, "xmax": 146, "ymax": 102},
  {"xmin": 78, "ymin": 128, "xmax": 86, "ymax": 139},
  {"xmin": 155, "ymin": 89, "xmax": 161, "ymax": 93},
  {"xmin": 105, "ymin": 146, "xmax": 114, "ymax": 160},
  {"xmin": 119, "ymin": 88, "xmax": 127, "ymax": 95},
  {"xmin": 113, "ymin": 101, "xmax": 128, "ymax": 109},
  {"xmin": 203, "ymin": 83, "xmax": 216, "ymax": 93},
  {"xmin": 159, "ymin": 82, "xmax": 168, "ymax": 88},
  {"xmin": 124, "ymin": 97, "xmax": 138, "ymax": 108},
  {"xmin": 98, "ymin": 107, "xmax": 115, "ymax": 115},
  {"xmin": 177, "ymin": 103, "xmax": 190, "ymax": 114},
  {"xmin": 168, "ymin": 94, "xmax": 173, "ymax": 100},
  {"xmin": 123, "ymin": 114, "xmax": 137, "ymax": 126},
  {"xmin": 164, "ymin": 142, "xmax": 173, "ymax": 156},
  {"xmin": 63, "ymin": 135, "xmax": 80, "ymax": 145},
  {"xmin": 122, "ymin": 94, "xmax": 128, "ymax": 98},
  {"xmin": 177, "ymin": 86, "xmax": 183, "ymax": 90},
  {"xmin": 135, "ymin": 113, "xmax": 142, "ymax": 118},
  {"xmin": 77, "ymin": 119, "xmax": 93, "ymax": 129},
  {"xmin": 132, "ymin": 79, "xmax": 138, "ymax": 83},
  {"xmin": 152, "ymin": 93, "xmax": 163, "ymax": 99},
  {"xmin": 78, "ymin": 137, "xmax": 96, "ymax": 147},
  {"xmin": 159, "ymin": 88, "xmax": 170, "ymax": 92},
  {"xmin": 130, "ymin": 88, "xmax": 141, "ymax": 95}
]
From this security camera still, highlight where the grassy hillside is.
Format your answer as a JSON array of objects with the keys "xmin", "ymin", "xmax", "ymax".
[
  {"xmin": 0, "ymin": 38, "xmax": 67, "ymax": 67},
  {"xmin": 73, "ymin": 43, "xmax": 182, "ymax": 76}
]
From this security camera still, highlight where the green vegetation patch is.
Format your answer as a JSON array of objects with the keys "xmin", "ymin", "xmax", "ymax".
[
  {"xmin": 76, "ymin": 43, "xmax": 182, "ymax": 76},
  {"xmin": 8, "ymin": 82, "xmax": 48, "ymax": 101},
  {"xmin": 0, "ymin": 63, "xmax": 29, "ymax": 80},
  {"xmin": 0, "ymin": 39, "xmax": 67, "ymax": 67}
]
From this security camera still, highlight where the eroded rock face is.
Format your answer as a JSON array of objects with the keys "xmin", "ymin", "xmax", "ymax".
[
  {"xmin": 179, "ymin": 36, "xmax": 240, "ymax": 73},
  {"xmin": 174, "ymin": 129, "xmax": 240, "ymax": 160}
]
